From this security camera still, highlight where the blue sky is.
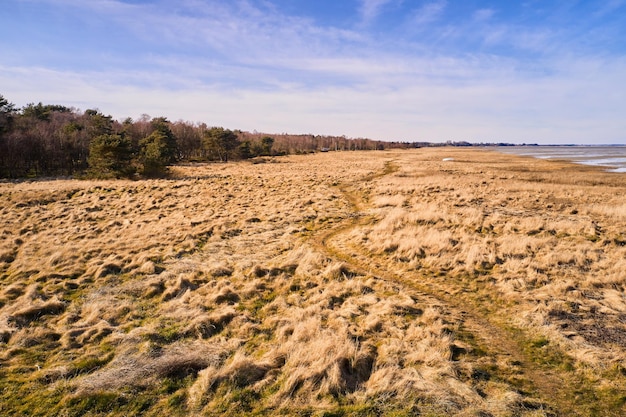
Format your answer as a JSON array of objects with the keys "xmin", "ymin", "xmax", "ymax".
[{"xmin": 1, "ymin": 0, "xmax": 625, "ymax": 144}]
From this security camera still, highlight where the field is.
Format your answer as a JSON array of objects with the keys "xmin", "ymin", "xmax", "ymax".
[{"xmin": 1, "ymin": 148, "xmax": 625, "ymax": 416}]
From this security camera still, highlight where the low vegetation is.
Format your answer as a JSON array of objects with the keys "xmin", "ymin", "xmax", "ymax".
[{"xmin": 1, "ymin": 149, "xmax": 624, "ymax": 416}]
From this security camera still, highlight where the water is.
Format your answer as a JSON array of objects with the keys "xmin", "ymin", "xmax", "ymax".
[{"xmin": 494, "ymin": 146, "xmax": 626, "ymax": 173}]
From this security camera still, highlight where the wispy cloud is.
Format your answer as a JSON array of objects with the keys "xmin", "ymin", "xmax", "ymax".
[
  {"xmin": 358, "ymin": 0, "xmax": 395, "ymax": 24},
  {"xmin": 4, "ymin": 48, "xmax": 624, "ymax": 142},
  {"xmin": 593, "ymin": 0, "xmax": 626, "ymax": 17},
  {"xmin": 473, "ymin": 8, "xmax": 495, "ymax": 22},
  {"xmin": 410, "ymin": 0, "xmax": 447, "ymax": 27},
  {"xmin": 2, "ymin": 0, "xmax": 625, "ymax": 143}
]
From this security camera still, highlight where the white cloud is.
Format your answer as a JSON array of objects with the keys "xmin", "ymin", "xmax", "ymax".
[
  {"xmin": 512, "ymin": 28, "xmax": 558, "ymax": 53},
  {"xmin": 359, "ymin": 0, "xmax": 395, "ymax": 24},
  {"xmin": 410, "ymin": 0, "xmax": 447, "ymax": 27},
  {"xmin": 593, "ymin": 0, "xmax": 626, "ymax": 17},
  {"xmin": 3, "ymin": 51, "xmax": 625, "ymax": 144},
  {"xmin": 4, "ymin": 0, "xmax": 626, "ymax": 144},
  {"xmin": 473, "ymin": 8, "xmax": 495, "ymax": 22}
]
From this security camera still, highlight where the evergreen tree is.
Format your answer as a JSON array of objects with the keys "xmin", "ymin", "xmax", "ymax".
[
  {"xmin": 0, "ymin": 95, "xmax": 15, "ymax": 140},
  {"xmin": 0, "ymin": 95, "xmax": 15, "ymax": 128},
  {"xmin": 87, "ymin": 134, "xmax": 135, "ymax": 178},
  {"xmin": 203, "ymin": 127, "xmax": 239, "ymax": 162},
  {"xmin": 150, "ymin": 117, "xmax": 178, "ymax": 163},
  {"xmin": 84, "ymin": 109, "xmax": 114, "ymax": 139},
  {"xmin": 139, "ymin": 131, "xmax": 170, "ymax": 177},
  {"xmin": 238, "ymin": 140, "xmax": 253, "ymax": 159},
  {"xmin": 0, "ymin": 95, "xmax": 16, "ymax": 177},
  {"xmin": 22, "ymin": 102, "xmax": 70, "ymax": 121},
  {"xmin": 260, "ymin": 136, "xmax": 275, "ymax": 156}
]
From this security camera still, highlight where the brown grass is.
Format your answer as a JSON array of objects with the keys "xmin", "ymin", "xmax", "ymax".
[{"xmin": 1, "ymin": 149, "xmax": 624, "ymax": 416}]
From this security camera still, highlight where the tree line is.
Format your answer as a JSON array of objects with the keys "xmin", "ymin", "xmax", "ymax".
[{"xmin": 0, "ymin": 94, "xmax": 387, "ymax": 179}]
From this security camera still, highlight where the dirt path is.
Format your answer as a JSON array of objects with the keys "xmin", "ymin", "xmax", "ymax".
[{"xmin": 309, "ymin": 160, "xmax": 588, "ymax": 417}]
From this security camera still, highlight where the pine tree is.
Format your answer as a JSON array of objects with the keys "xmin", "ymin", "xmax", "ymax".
[
  {"xmin": 139, "ymin": 131, "xmax": 170, "ymax": 177},
  {"xmin": 87, "ymin": 134, "xmax": 135, "ymax": 178}
]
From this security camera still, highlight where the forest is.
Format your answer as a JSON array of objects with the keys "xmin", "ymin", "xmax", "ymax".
[{"xmin": 0, "ymin": 94, "xmax": 389, "ymax": 179}]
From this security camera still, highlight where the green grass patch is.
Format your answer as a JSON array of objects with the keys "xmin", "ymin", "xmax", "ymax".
[
  {"xmin": 70, "ymin": 352, "xmax": 114, "ymax": 375},
  {"xmin": 524, "ymin": 336, "xmax": 574, "ymax": 371}
]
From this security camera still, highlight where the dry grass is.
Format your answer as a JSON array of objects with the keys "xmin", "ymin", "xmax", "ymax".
[
  {"xmin": 331, "ymin": 148, "xmax": 626, "ymax": 414},
  {"xmin": 0, "ymin": 150, "xmax": 624, "ymax": 416}
]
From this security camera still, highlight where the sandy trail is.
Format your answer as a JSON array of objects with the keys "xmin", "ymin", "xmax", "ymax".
[{"xmin": 310, "ymin": 158, "xmax": 584, "ymax": 417}]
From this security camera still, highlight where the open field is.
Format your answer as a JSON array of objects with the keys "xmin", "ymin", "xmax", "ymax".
[{"xmin": 1, "ymin": 148, "xmax": 625, "ymax": 416}]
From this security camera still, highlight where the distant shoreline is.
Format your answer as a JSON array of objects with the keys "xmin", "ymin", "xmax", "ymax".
[{"xmin": 493, "ymin": 145, "xmax": 626, "ymax": 172}]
